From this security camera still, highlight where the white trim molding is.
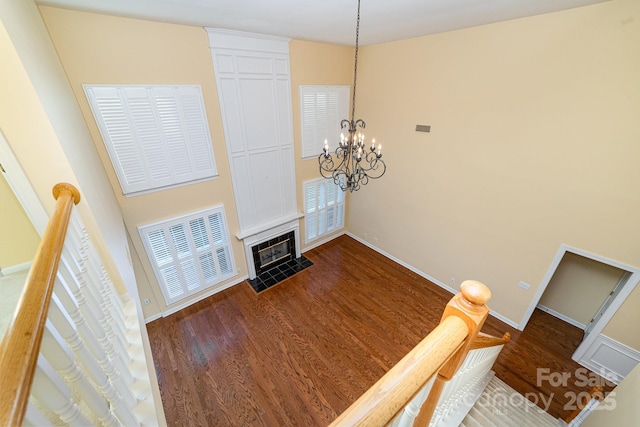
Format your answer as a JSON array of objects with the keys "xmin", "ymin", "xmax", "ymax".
[
  {"xmin": 0, "ymin": 129, "xmax": 49, "ymax": 235},
  {"xmin": 575, "ymin": 334, "xmax": 640, "ymax": 385},
  {"xmin": 519, "ymin": 245, "xmax": 640, "ymax": 333},
  {"xmin": 206, "ymin": 28, "xmax": 291, "ymax": 53},
  {"xmin": 207, "ymin": 28, "xmax": 298, "ymax": 237},
  {"xmin": 301, "ymin": 230, "xmax": 347, "ymax": 254},
  {"xmin": 0, "ymin": 261, "xmax": 32, "ymax": 276}
]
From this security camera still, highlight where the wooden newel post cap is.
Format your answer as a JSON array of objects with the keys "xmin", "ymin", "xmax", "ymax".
[
  {"xmin": 460, "ymin": 280, "xmax": 491, "ymax": 306},
  {"xmin": 52, "ymin": 183, "xmax": 81, "ymax": 205}
]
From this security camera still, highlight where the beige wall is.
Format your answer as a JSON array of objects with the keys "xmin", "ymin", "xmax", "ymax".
[
  {"xmin": 583, "ymin": 361, "xmax": 640, "ymax": 426},
  {"xmin": 349, "ymin": 0, "xmax": 640, "ymax": 325},
  {"xmin": 40, "ymin": 7, "xmax": 355, "ymax": 318},
  {"xmin": 539, "ymin": 252, "xmax": 625, "ymax": 325},
  {"xmin": 0, "ymin": 0, "xmax": 136, "ymax": 297},
  {"xmin": 0, "ymin": 19, "xmax": 76, "ymax": 219},
  {"xmin": 0, "ymin": 174, "xmax": 39, "ymax": 268}
]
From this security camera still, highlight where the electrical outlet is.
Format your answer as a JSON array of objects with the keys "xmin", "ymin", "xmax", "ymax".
[
  {"xmin": 372, "ymin": 237, "xmax": 378, "ymax": 243},
  {"xmin": 518, "ymin": 281, "xmax": 531, "ymax": 290},
  {"xmin": 143, "ymin": 298, "xmax": 150, "ymax": 305}
]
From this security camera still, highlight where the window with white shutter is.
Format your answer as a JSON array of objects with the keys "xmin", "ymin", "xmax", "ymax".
[
  {"xmin": 138, "ymin": 205, "xmax": 235, "ymax": 305},
  {"xmin": 303, "ymin": 178, "xmax": 345, "ymax": 243},
  {"xmin": 300, "ymin": 85, "xmax": 350, "ymax": 159},
  {"xmin": 84, "ymin": 84, "xmax": 218, "ymax": 195}
]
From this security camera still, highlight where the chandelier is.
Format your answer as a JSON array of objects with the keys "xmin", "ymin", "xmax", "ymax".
[{"xmin": 318, "ymin": 0, "xmax": 386, "ymax": 192}]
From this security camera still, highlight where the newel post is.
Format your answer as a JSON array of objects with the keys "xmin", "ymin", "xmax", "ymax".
[{"xmin": 414, "ymin": 280, "xmax": 492, "ymax": 426}]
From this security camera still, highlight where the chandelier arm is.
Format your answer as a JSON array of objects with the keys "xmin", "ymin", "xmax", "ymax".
[
  {"xmin": 360, "ymin": 150, "xmax": 386, "ymax": 179},
  {"xmin": 318, "ymin": 154, "xmax": 336, "ymax": 177}
]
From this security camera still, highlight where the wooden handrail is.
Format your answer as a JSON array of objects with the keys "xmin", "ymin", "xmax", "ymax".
[
  {"xmin": 0, "ymin": 183, "xmax": 80, "ymax": 427},
  {"xmin": 329, "ymin": 280, "xmax": 492, "ymax": 427},
  {"xmin": 329, "ymin": 316, "xmax": 469, "ymax": 426},
  {"xmin": 470, "ymin": 331, "xmax": 511, "ymax": 350}
]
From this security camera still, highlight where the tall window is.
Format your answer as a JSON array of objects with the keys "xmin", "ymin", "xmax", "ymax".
[
  {"xmin": 300, "ymin": 85, "xmax": 349, "ymax": 159},
  {"xmin": 304, "ymin": 178, "xmax": 345, "ymax": 243},
  {"xmin": 84, "ymin": 84, "xmax": 217, "ymax": 195},
  {"xmin": 138, "ymin": 206, "xmax": 235, "ymax": 305}
]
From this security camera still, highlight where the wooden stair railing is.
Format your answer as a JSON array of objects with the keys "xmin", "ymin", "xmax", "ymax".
[
  {"xmin": 423, "ymin": 331, "xmax": 511, "ymax": 427},
  {"xmin": 0, "ymin": 183, "xmax": 80, "ymax": 427},
  {"xmin": 329, "ymin": 280, "xmax": 491, "ymax": 427},
  {"xmin": 470, "ymin": 331, "xmax": 511, "ymax": 350}
]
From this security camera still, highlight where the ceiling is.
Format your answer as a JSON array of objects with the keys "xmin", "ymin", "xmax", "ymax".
[{"xmin": 36, "ymin": 0, "xmax": 607, "ymax": 46}]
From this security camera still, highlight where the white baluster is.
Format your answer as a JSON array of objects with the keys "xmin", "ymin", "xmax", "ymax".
[
  {"xmin": 47, "ymin": 294, "xmax": 138, "ymax": 420},
  {"xmin": 84, "ymin": 249, "xmax": 130, "ymax": 355},
  {"xmin": 428, "ymin": 344, "xmax": 507, "ymax": 427},
  {"xmin": 395, "ymin": 375, "xmax": 436, "ymax": 427},
  {"xmin": 66, "ymin": 208, "xmax": 85, "ymax": 242},
  {"xmin": 41, "ymin": 325, "xmax": 123, "ymax": 427},
  {"xmin": 75, "ymin": 224, "xmax": 129, "ymax": 348},
  {"xmin": 25, "ymin": 400, "xmax": 55, "ymax": 427},
  {"xmin": 84, "ymin": 234, "xmax": 127, "ymax": 326},
  {"xmin": 31, "ymin": 359, "xmax": 92, "ymax": 426},
  {"xmin": 71, "ymin": 209, "xmax": 124, "ymax": 315},
  {"xmin": 57, "ymin": 255, "xmax": 134, "ymax": 385}
]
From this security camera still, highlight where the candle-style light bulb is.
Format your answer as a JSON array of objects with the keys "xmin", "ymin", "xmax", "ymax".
[
  {"xmin": 377, "ymin": 144, "xmax": 382, "ymax": 156},
  {"xmin": 324, "ymin": 139, "xmax": 329, "ymax": 152},
  {"xmin": 371, "ymin": 138, "xmax": 375, "ymax": 150}
]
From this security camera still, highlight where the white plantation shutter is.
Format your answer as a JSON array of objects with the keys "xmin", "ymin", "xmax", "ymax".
[
  {"xmin": 139, "ymin": 206, "xmax": 235, "ymax": 305},
  {"xmin": 84, "ymin": 85, "xmax": 218, "ymax": 195},
  {"xmin": 304, "ymin": 178, "xmax": 345, "ymax": 243},
  {"xmin": 300, "ymin": 86, "xmax": 349, "ymax": 159}
]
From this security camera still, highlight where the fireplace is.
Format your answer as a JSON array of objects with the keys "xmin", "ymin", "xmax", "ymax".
[
  {"xmin": 241, "ymin": 219, "xmax": 313, "ymax": 292},
  {"xmin": 251, "ymin": 231, "xmax": 295, "ymax": 277},
  {"xmin": 259, "ymin": 240, "xmax": 290, "ymax": 268}
]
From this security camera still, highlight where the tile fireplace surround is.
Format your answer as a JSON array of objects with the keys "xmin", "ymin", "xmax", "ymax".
[{"xmin": 241, "ymin": 218, "xmax": 312, "ymax": 292}]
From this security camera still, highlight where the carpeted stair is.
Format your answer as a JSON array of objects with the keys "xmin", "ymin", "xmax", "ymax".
[{"xmin": 460, "ymin": 376, "xmax": 559, "ymax": 427}]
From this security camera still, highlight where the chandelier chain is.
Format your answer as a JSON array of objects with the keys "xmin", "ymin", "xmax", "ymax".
[
  {"xmin": 351, "ymin": 0, "xmax": 361, "ymax": 122},
  {"xmin": 318, "ymin": 0, "xmax": 386, "ymax": 192}
]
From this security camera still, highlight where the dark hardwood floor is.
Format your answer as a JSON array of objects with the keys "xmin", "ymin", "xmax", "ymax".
[{"xmin": 147, "ymin": 235, "xmax": 613, "ymax": 426}]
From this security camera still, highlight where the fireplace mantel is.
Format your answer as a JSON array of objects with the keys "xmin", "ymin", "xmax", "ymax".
[{"xmin": 235, "ymin": 212, "xmax": 303, "ymax": 241}]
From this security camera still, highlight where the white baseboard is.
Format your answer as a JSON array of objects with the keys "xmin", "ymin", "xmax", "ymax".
[
  {"xmin": 488, "ymin": 310, "xmax": 519, "ymax": 329},
  {"xmin": 143, "ymin": 313, "xmax": 162, "ymax": 324},
  {"xmin": 301, "ymin": 230, "xmax": 346, "ymax": 253},
  {"xmin": 537, "ymin": 304, "xmax": 586, "ymax": 329},
  {"xmin": 0, "ymin": 261, "xmax": 32, "ymax": 276},
  {"xmin": 345, "ymin": 232, "xmax": 519, "ymax": 329},
  {"xmin": 576, "ymin": 334, "xmax": 640, "ymax": 385}
]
